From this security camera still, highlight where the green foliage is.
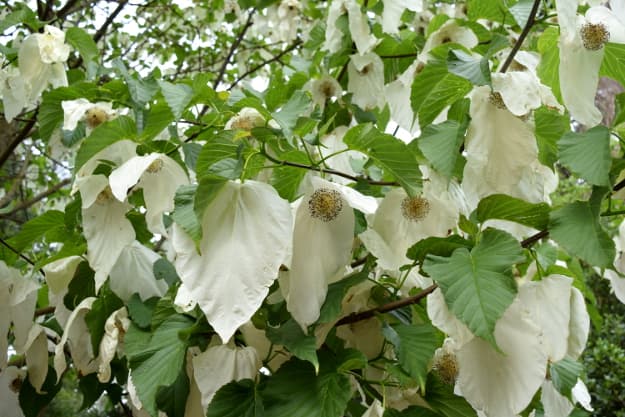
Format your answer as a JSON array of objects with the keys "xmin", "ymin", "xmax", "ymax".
[{"xmin": 476, "ymin": 194, "xmax": 551, "ymax": 230}]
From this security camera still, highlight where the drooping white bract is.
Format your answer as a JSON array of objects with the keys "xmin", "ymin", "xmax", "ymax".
[
  {"xmin": 42, "ymin": 256, "xmax": 82, "ymax": 329},
  {"xmin": 324, "ymin": 0, "xmax": 377, "ymax": 54},
  {"xmin": 361, "ymin": 400, "xmax": 384, "ymax": 417},
  {"xmin": 455, "ymin": 298, "xmax": 548, "ymax": 417},
  {"xmin": 17, "ymin": 25, "xmax": 70, "ymax": 111},
  {"xmin": 0, "ymin": 261, "xmax": 40, "ymax": 368},
  {"xmin": 310, "ymin": 75, "xmax": 343, "ymax": 109},
  {"xmin": 109, "ymin": 152, "xmax": 189, "ymax": 236},
  {"xmin": 541, "ymin": 378, "xmax": 594, "ymax": 416},
  {"xmin": 225, "ymin": 107, "xmax": 266, "ymax": 130},
  {"xmin": 78, "ymin": 175, "xmax": 135, "ymax": 291},
  {"xmin": 381, "ymin": 0, "xmax": 423, "ymax": 34},
  {"xmin": 384, "ymin": 61, "xmax": 422, "ymax": 135},
  {"xmin": 54, "ymin": 297, "xmax": 98, "ymax": 381},
  {"xmin": 191, "ymin": 343, "xmax": 261, "ymax": 409},
  {"xmin": 318, "ymin": 126, "xmax": 366, "ymax": 184},
  {"xmin": 172, "ymin": 180, "xmax": 292, "ymax": 343},
  {"xmin": 419, "ymin": 20, "xmax": 478, "ymax": 61},
  {"xmin": 98, "ymin": 307, "xmax": 130, "ymax": 383},
  {"xmin": 61, "ymin": 98, "xmax": 116, "ymax": 131},
  {"xmin": 603, "ymin": 219, "xmax": 625, "ymax": 304},
  {"xmin": 0, "ymin": 67, "xmax": 29, "ymax": 122},
  {"xmin": 491, "ymin": 71, "xmax": 562, "ymax": 117},
  {"xmin": 359, "ymin": 177, "xmax": 459, "ymax": 271},
  {"xmin": 347, "ymin": 53, "xmax": 385, "ymax": 110},
  {"xmin": 556, "ymin": 0, "xmax": 625, "ymax": 126},
  {"xmin": 24, "ymin": 324, "xmax": 49, "ymax": 393},
  {"xmin": 280, "ymin": 176, "xmax": 376, "ymax": 329},
  {"xmin": 461, "ymin": 85, "xmax": 557, "ymax": 209},
  {"xmin": 0, "ymin": 367, "xmax": 26, "ymax": 417},
  {"xmin": 108, "ymin": 241, "xmax": 168, "ymax": 301},
  {"xmin": 276, "ymin": 0, "xmax": 302, "ymax": 42}
]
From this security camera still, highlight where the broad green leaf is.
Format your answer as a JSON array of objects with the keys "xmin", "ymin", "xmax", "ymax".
[
  {"xmin": 207, "ymin": 379, "xmax": 264, "ymax": 417},
  {"xmin": 267, "ymin": 319, "xmax": 318, "ymax": 372},
  {"xmin": 113, "ymin": 59, "xmax": 160, "ymax": 106},
  {"xmin": 424, "ymin": 374, "xmax": 478, "ymax": 417},
  {"xmin": 467, "ymin": 0, "xmax": 506, "ymax": 22},
  {"xmin": 153, "ymin": 258, "xmax": 180, "ymax": 286},
  {"xmin": 271, "ymin": 150, "xmax": 309, "ymax": 201},
  {"xmin": 194, "ymin": 176, "xmax": 229, "ymax": 224},
  {"xmin": 534, "ymin": 106, "xmax": 569, "ymax": 167},
  {"xmin": 18, "ymin": 367, "xmax": 62, "ymax": 417},
  {"xmin": 383, "ymin": 323, "xmax": 443, "ymax": 390},
  {"xmin": 476, "ymin": 194, "xmax": 551, "ymax": 230},
  {"xmin": 558, "ymin": 125, "xmax": 611, "ymax": 186},
  {"xmin": 156, "ymin": 370, "xmax": 190, "ymax": 417},
  {"xmin": 422, "ymin": 229, "xmax": 523, "ymax": 348},
  {"xmin": 549, "ymin": 357, "xmax": 583, "ymax": 401},
  {"xmin": 537, "ymin": 27, "xmax": 561, "ymax": 101},
  {"xmin": 549, "ymin": 201, "xmax": 615, "ymax": 268},
  {"xmin": 127, "ymin": 294, "xmax": 159, "ymax": 329},
  {"xmin": 271, "ymin": 91, "xmax": 312, "ymax": 138},
  {"xmin": 183, "ymin": 143, "xmax": 203, "ymax": 171},
  {"xmin": 138, "ymin": 100, "xmax": 175, "ymax": 140},
  {"xmin": 7, "ymin": 210, "xmax": 65, "ymax": 251},
  {"xmin": 509, "ymin": 0, "xmax": 535, "ymax": 28},
  {"xmin": 158, "ymin": 80, "xmax": 194, "ymax": 119},
  {"xmin": 343, "ymin": 123, "xmax": 422, "ymax": 196},
  {"xmin": 335, "ymin": 348, "xmax": 368, "ymax": 373},
  {"xmin": 75, "ymin": 116, "xmax": 136, "ymax": 170},
  {"xmin": 65, "ymin": 27, "xmax": 99, "ymax": 62},
  {"xmin": 601, "ymin": 43, "xmax": 625, "ymax": 89},
  {"xmin": 195, "ymin": 131, "xmax": 240, "ymax": 178},
  {"xmin": 171, "ymin": 184, "xmax": 202, "ymax": 243},
  {"xmin": 447, "ymin": 50, "xmax": 491, "ymax": 86},
  {"xmin": 63, "ymin": 262, "xmax": 95, "ymax": 310},
  {"xmin": 263, "ymin": 353, "xmax": 351, "ymax": 417},
  {"xmin": 384, "ymin": 407, "xmax": 442, "ymax": 417},
  {"xmin": 84, "ymin": 284, "xmax": 124, "ymax": 355},
  {"xmin": 411, "ymin": 64, "xmax": 473, "ymax": 129},
  {"xmin": 416, "ymin": 120, "xmax": 467, "ymax": 178},
  {"xmin": 406, "ymin": 235, "xmax": 473, "ymax": 265},
  {"xmin": 317, "ymin": 267, "xmax": 369, "ymax": 324},
  {"xmin": 0, "ymin": 3, "xmax": 39, "ymax": 33},
  {"xmin": 125, "ymin": 315, "xmax": 194, "ymax": 417}
]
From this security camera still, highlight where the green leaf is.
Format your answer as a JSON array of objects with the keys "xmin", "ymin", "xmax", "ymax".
[
  {"xmin": 406, "ymin": 235, "xmax": 473, "ymax": 268},
  {"xmin": 0, "ymin": 3, "xmax": 39, "ymax": 33},
  {"xmin": 113, "ymin": 59, "xmax": 160, "ymax": 106},
  {"xmin": 84, "ymin": 284, "xmax": 124, "ymax": 355},
  {"xmin": 549, "ymin": 201, "xmax": 615, "ymax": 268},
  {"xmin": 384, "ymin": 407, "xmax": 442, "ymax": 417},
  {"xmin": 416, "ymin": 120, "xmax": 466, "ymax": 178},
  {"xmin": 318, "ymin": 267, "xmax": 369, "ymax": 324},
  {"xmin": 156, "ymin": 369, "xmax": 190, "ymax": 417},
  {"xmin": 601, "ymin": 43, "xmax": 625, "ymax": 88},
  {"xmin": 63, "ymin": 262, "xmax": 95, "ymax": 310},
  {"xmin": 7, "ymin": 210, "xmax": 65, "ymax": 251},
  {"xmin": 411, "ymin": 63, "xmax": 473, "ymax": 128},
  {"xmin": 343, "ymin": 123, "xmax": 422, "ymax": 196},
  {"xmin": 467, "ymin": 0, "xmax": 506, "ymax": 22},
  {"xmin": 476, "ymin": 194, "xmax": 551, "ymax": 230},
  {"xmin": 207, "ymin": 379, "xmax": 265, "ymax": 417},
  {"xmin": 195, "ymin": 131, "xmax": 240, "ymax": 178},
  {"xmin": 537, "ymin": 27, "xmax": 561, "ymax": 101},
  {"xmin": 558, "ymin": 125, "xmax": 611, "ymax": 186},
  {"xmin": 447, "ymin": 50, "xmax": 491, "ymax": 86},
  {"xmin": 424, "ymin": 374, "xmax": 478, "ymax": 417},
  {"xmin": 550, "ymin": 357, "xmax": 583, "ymax": 400},
  {"xmin": 75, "ymin": 116, "xmax": 136, "ymax": 170},
  {"xmin": 158, "ymin": 80, "xmax": 194, "ymax": 119},
  {"xmin": 127, "ymin": 293, "xmax": 159, "ymax": 329},
  {"xmin": 125, "ymin": 315, "xmax": 194, "ymax": 417},
  {"xmin": 171, "ymin": 184, "xmax": 202, "ymax": 243},
  {"xmin": 271, "ymin": 150, "xmax": 309, "ymax": 201},
  {"xmin": 534, "ymin": 106, "xmax": 569, "ymax": 167},
  {"xmin": 153, "ymin": 258, "xmax": 180, "ymax": 286},
  {"xmin": 271, "ymin": 91, "xmax": 312, "ymax": 138},
  {"xmin": 19, "ymin": 367, "xmax": 62, "ymax": 417},
  {"xmin": 267, "ymin": 319, "xmax": 319, "ymax": 372},
  {"xmin": 38, "ymin": 83, "xmax": 98, "ymax": 140},
  {"xmin": 194, "ymin": 176, "xmax": 229, "ymax": 224},
  {"xmin": 383, "ymin": 323, "xmax": 443, "ymax": 390},
  {"xmin": 422, "ymin": 229, "xmax": 523, "ymax": 348},
  {"xmin": 263, "ymin": 353, "xmax": 351, "ymax": 417},
  {"xmin": 65, "ymin": 27, "xmax": 99, "ymax": 62}
]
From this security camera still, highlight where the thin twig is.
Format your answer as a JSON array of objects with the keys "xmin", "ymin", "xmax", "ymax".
[
  {"xmin": 0, "ymin": 178, "xmax": 71, "ymax": 218},
  {"xmin": 213, "ymin": 9, "xmax": 256, "ymax": 89},
  {"xmin": 500, "ymin": 0, "xmax": 542, "ymax": 73},
  {"xmin": 0, "ymin": 114, "xmax": 37, "ymax": 169}
]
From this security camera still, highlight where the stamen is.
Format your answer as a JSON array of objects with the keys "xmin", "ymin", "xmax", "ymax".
[
  {"xmin": 580, "ymin": 22, "xmax": 610, "ymax": 51},
  {"xmin": 401, "ymin": 196, "xmax": 430, "ymax": 222},
  {"xmin": 433, "ymin": 352, "xmax": 459, "ymax": 385},
  {"xmin": 308, "ymin": 188, "xmax": 343, "ymax": 221},
  {"xmin": 96, "ymin": 186, "xmax": 114, "ymax": 204},
  {"xmin": 146, "ymin": 158, "xmax": 164, "ymax": 173},
  {"xmin": 488, "ymin": 92, "xmax": 507, "ymax": 110},
  {"xmin": 85, "ymin": 107, "xmax": 109, "ymax": 128}
]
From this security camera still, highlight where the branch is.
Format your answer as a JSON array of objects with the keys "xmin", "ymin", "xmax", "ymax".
[
  {"xmin": 499, "ymin": 0, "xmax": 542, "ymax": 73},
  {"xmin": 263, "ymin": 151, "xmax": 398, "ymax": 186},
  {"xmin": 213, "ymin": 9, "xmax": 256, "ymax": 89},
  {"xmin": 0, "ymin": 178, "xmax": 71, "ymax": 218},
  {"xmin": 94, "ymin": 0, "xmax": 129, "ymax": 43},
  {"xmin": 0, "ymin": 114, "xmax": 37, "ymax": 169},
  {"xmin": 335, "ymin": 284, "xmax": 438, "ymax": 326},
  {"xmin": 0, "ymin": 152, "xmax": 31, "ymax": 209},
  {"xmin": 229, "ymin": 39, "xmax": 303, "ymax": 90}
]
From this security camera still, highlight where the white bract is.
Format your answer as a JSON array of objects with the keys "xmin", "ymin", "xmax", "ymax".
[
  {"xmin": 61, "ymin": 98, "xmax": 116, "ymax": 130},
  {"xmin": 347, "ymin": 53, "xmax": 385, "ymax": 110},
  {"xmin": 172, "ymin": 180, "xmax": 292, "ymax": 343}
]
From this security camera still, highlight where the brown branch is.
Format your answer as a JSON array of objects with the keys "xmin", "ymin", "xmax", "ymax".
[
  {"xmin": 213, "ymin": 9, "xmax": 256, "ymax": 89},
  {"xmin": 0, "ymin": 178, "xmax": 71, "ymax": 218},
  {"xmin": 35, "ymin": 306, "xmax": 55, "ymax": 316},
  {"xmin": 335, "ymin": 284, "xmax": 438, "ymax": 326},
  {"xmin": 94, "ymin": 0, "xmax": 129, "ymax": 43},
  {"xmin": 229, "ymin": 39, "xmax": 303, "ymax": 90},
  {"xmin": 500, "ymin": 0, "xmax": 542, "ymax": 73},
  {"xmin": 0, "ymin": 114, "xmax": 37, "ymax": 169},
  {"xmin": 0, "ymin": 152, "xmax": 31, "ymax": 209}
]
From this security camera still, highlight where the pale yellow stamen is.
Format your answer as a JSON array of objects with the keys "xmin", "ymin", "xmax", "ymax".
[
  {"xmin": 308, "ymin": 188, "xmax": 343, "ymax": 222},
  {"xmin": 580, "ymin": 22, "xmax": 610, "ymax": 51},
  {"xmin": 401, "ymin": 196, "xmax": 430, "ymax": 221}
]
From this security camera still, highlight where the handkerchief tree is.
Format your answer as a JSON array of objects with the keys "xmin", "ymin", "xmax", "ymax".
[{"xmin": 1, "ymin": 0, "xmax": 625, "ymax": 416}]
